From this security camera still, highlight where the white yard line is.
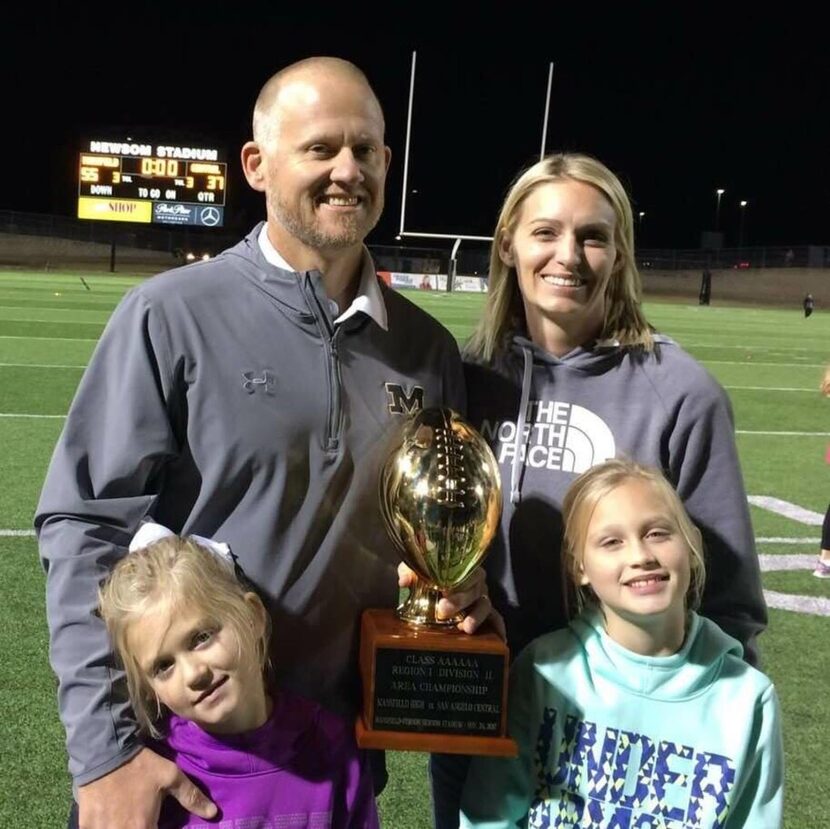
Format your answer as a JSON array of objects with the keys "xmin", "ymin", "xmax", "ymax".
[
  {"xmin": 747, "ymin": 496, "xmax": 825, "ymax": 524},
  {"xmin": 0, "ymin": 317, "xmax": 106, "ymax": 325},
  {"xmin": 0, "ymin": 335, "xmax": 98, "ymax": 342},
  {"xmin": 737, "ymin": 430, "xmax": 830, "ymax": 436},
  {"xmin": 0, "ymin": 362, "xmax": 86, "ymax": 369},
  {"xmin": 757, "ymin": 537, "xmax": 820, "ymax": 544},
  {"xmin": 723, "ymin": 385, "xmax": 814, "ymax": 392},
  {"xmin": 0, "ymin": 413, "xmax": 65, "ymax": 419},
  {"xmin": 685, "ymin": 343, "xmax": 820, "ymax": 350},
  {"xmin": 701, "ymin": 360, "xmax": 825, "ymax": 368},
  {"xmin": 764, "ymin": 591, "xmax": 830, "ymax": 617},
  {"xmin": 0, "ymin": 529, "xmax": 35, "ymax": 536},
  {"xmin": 759, "ymin": 554, "xmax": 818, "ymax": 571}
]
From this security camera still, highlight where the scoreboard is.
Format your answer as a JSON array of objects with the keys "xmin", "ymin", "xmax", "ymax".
[{"xmin": 77, "ymin": 140, "xmax": 227, "ymax": 227}]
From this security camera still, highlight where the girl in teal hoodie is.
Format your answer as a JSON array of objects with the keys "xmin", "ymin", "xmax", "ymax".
[{"xmin": 460, "ymin": 459, "xmax": 783, "ymax": 828}]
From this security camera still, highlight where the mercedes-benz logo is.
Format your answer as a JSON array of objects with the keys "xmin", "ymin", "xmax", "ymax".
[{"xmin": 200, "ymin": 206, "xmax": 221, "ymax": 227}]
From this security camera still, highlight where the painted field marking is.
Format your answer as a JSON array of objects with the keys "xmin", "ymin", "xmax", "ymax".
[
  {"xmin": 684, "ymin": 343, "xmax": 823, "ymax": 351},
  {"xmin": 757, "ymin": 537, "xmax": 820, "ymax": 544},
  {"xmin": 0, "ymin": 335, "xmax": 98, "ymax": 342},
  {"xmin": 702, "ymin": 360, "xmax": 825, "ymax": 368},
  {"xmin": 724, "ymin": 385, "xmax": 814, "ymax": 392},
  {"xmin": 747, "ymin": 496, "xmax": 825, "ymax": 525},
  {"xmin": 0, "ymin": 363, "xmax": 86, "ymax": 369},
  {"xmin": 737, "ymin": 430, "xmax": 830, "ymax": 436},
  {"xmin": 764, "ymin": 592, "xmax": 830, "ymax": 616},
  {"xmin": 0, "ymin": 413, "xmax": 65, "ymax": 419},
  {"xmin": 759, "ymin": 554, "xmax": 818, "ymax": 571}
]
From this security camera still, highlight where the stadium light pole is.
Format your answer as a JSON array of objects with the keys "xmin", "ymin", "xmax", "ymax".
[
  {"xmin": 738, "ymin": 200, "xmax": 748, "ymax": 249},
  {"xmin": 715, "ymin": 188, "xmax": 725, "ymax": 231}
]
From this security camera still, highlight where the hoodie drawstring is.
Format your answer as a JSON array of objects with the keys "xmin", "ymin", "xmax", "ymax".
[{"xmin": 511, "ymin": 345, "xmax": 533, "ymax": 505}]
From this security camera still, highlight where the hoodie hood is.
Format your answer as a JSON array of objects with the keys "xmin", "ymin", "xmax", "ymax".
[
  {"xmin": 504, "ymin": 332, "xmax": 673, "ymax": 505},
  {"xmin": 571, "ymin": 608, "xmax": 744, "ymax": 700},
  {"xmin": 509, "ymin": 332, "xmax": 632, "ymax": 374},
  {"xmin": 160, "ymin": 691, "xmax": 319, "ymax": 776}
]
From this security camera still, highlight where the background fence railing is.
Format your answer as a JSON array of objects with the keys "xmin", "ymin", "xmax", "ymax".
[{"xmin": 2, "ymin": 209, "xmax": 828, "ymax": 273}]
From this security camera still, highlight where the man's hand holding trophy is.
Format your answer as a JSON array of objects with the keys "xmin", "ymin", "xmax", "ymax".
[{"xmin": 357, "ymin": 407, "xmax": 517, "ymax": 756}]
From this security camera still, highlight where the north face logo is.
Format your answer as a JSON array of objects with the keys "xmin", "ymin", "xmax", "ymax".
[
  {"xmin": 481, "ymin": 400, "xmax": 615, "ymax": 473},
  {"xmin": 242, "ymin": 370, "xmax": 276, "ymax": 395},
  {"xmin": 385, "ymin": 382, "xmax": 424, "ymax": 415}
]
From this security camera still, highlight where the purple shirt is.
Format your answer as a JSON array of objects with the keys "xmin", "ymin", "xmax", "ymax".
[{"xmin": 153, "ymin": 690, "xmax": 379, "ymax": 828}]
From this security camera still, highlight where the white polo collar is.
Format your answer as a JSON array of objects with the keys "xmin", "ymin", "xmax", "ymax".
[{"xmin": 258, "ymin": 225, "xmax": 388, "ymax": 330}]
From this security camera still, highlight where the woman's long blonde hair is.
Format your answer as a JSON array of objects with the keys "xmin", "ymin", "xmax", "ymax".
[{"xmin": 465, "ymin": 153, "xmax": 653, "ymax": 362}]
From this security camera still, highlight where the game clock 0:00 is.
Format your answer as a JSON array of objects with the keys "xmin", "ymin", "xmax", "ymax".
[{"xmin": 78, "ymin": 155, "xmax": 226, "ymax": 206}]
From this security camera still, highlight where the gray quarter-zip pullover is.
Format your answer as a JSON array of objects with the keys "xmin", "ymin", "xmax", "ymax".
[{"xmin": 36, "ymin": 224, "xmax": 465, "ymax": 785}]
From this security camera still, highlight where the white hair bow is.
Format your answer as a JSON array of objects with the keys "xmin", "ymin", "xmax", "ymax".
[{"xmin": 129, "ymin": 521, "xmax": 236, "ymax": 571}]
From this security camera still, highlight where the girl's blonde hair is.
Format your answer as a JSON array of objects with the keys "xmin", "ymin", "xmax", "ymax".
[
  {"xmin": 561, "ymin": 458, "xmax": 705, "ymax": 615},
  {"xmin": 465, "ymin": 152, "xmax": 653, "ymax": 363},
  {"xmin": 98, "ymin": 536, "xmax": 270, "ymax": 737}
]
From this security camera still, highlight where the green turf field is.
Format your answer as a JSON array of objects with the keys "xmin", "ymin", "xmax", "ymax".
[{"xmin": 1, "ymin": 270, "xmax": 828, "ymax": 828}]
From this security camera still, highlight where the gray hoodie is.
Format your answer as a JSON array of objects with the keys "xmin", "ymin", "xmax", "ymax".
[
  {"xmin": 464, "ymin": 333, "xmax": 766, "ymax": 664},
  {"xmin": 36, "ymin": 224, "xmax": 465, "ymax": 785}
]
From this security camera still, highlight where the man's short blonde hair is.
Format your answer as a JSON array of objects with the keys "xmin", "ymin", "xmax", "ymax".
[{"xmin": 252, "ymin": 57, "xmax": 384, "ymax": 150}]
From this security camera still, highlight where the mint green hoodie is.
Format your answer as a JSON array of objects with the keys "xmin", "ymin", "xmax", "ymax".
[{"xmin": 461, "ymin": 610, "xmax": 783, "ymax": 828}]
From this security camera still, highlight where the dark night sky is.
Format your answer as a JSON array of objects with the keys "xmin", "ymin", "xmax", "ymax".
[{"xmin": 4, "ymin": 4, "xmax": 828, "ymax": 251}]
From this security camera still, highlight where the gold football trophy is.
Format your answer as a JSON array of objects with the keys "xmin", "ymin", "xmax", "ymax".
[{"xmin": 356, "ymin": 407, "xmax": 517, "ymax": 756}]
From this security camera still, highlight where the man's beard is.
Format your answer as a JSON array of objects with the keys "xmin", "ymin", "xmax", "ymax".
[{"xmin": 268, "ymin": 192, "xmax": 381, "ymax": 250}]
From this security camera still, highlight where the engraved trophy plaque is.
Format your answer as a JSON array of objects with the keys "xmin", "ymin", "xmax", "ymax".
[{"xmin": 356, "ymin": 407, "xmax": 516, "ymax": 756}]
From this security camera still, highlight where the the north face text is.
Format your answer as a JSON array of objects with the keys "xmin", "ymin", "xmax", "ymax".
[{"xmin": 481, "ymin": 400, "xmax": 615, "ymax": 474}]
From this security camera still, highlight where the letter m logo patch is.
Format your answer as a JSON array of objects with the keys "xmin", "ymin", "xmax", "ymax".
[{"xmin": 385, "ymin": 382, "xmax": 424, "ymax": 415}]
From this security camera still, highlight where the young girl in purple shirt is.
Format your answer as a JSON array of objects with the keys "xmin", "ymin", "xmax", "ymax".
[{"xmin": 98, "ymin": 522, "xmax": 379, "ymax": 829}]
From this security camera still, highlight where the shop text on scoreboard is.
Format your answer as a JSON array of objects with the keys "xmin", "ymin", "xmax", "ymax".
[{"xmin": 77, "ymin": 140, "xmax": 227, "ymax": 227}]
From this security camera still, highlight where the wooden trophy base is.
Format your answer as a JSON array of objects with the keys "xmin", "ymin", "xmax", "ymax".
[{"xmin": 356, "ymin": 608, "xmax": 517, "ymax": 756}]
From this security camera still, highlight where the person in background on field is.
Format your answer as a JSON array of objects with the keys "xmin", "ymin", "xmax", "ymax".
[
  {"xmin": 699, "ymin": 267, "xmax": 712, "ymax": 305},
  {"xmin": 36, "ymin": 56, "xmax": 492, "ymax": 829},
  {"xmin": 430, "ymin": 152, "xmax": 767, "ymax": 828},
  {"xmin": 803, "ymin": 292, "xmax": 815, "ymax": 318},
  {"xmin": 99, "ymin": 523, "xmax": 379, "ymax": 828},
  {"xmin": 460, "ymin": 459, "xmax": 784, "ymax": 828}
]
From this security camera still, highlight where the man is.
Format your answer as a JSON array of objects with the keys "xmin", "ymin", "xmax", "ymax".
[{"xmin": 37, "ymin": 57, "xmax": 485, "ymax": 828}]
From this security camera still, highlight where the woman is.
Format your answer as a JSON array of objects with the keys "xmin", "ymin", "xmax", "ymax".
[{"xmin": 430, "ymin": 153, "xmax": 767, "ymax": 828}]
